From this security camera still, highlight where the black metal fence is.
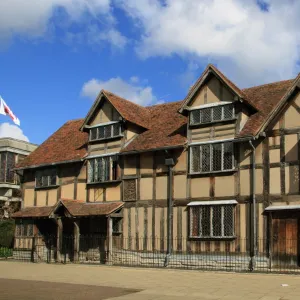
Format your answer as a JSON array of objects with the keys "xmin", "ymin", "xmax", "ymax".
[{"xmin": 1, "ymin": 234, "xmax": 300, "ymax": 274}]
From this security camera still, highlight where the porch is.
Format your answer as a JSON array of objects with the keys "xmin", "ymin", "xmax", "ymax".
[{"xmin": 12, "ymin": 199, "xmax": 123, "ymax": 264}]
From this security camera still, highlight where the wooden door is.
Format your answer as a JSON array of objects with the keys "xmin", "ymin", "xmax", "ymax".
[{"xmin": 272, "ymin": 218, "xmax": 299, "ymax": 267}]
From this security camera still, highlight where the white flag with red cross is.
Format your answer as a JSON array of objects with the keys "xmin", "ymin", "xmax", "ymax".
[{"xmin": 0, "ymin": 96, "xmax": 20, "ymax": 126}]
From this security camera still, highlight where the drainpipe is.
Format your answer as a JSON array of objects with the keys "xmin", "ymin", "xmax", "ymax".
[
  {"xmin": 249, "ymin": 139, "xmax": 257, "ymax": 271},
  {"xmin": 164, "ymin": 157, "xmax": 175, "ymax": 267}
]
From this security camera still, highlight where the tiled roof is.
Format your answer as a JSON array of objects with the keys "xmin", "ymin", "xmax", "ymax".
[
  {"xmin": 103, "ymin": 90, "xmax": 151, "ymax": 129},
  {"xmin": 59, "ymin": 199, "xmax": 123, "ymax": 217},
  {"xmin": 16, "ymin": 65, "xmax": 298, "ymax": 169},
  {"xmin": 239, "ymin": 79, "xmax": 295, "ymax": 136},
  {"xmin": 16, "ymin": 119, "xmax": 88, "ymax": 169},
  {"xmin": 12, "ymin": 206, "xmax": 53, "ymax": 218},
  {"xmin": 121, "ymin": 101, "xmax": 187, "ymax": 153},
  {"xmin": 12, "ymin": 199, "xmax": 123, "ymax": 218}
]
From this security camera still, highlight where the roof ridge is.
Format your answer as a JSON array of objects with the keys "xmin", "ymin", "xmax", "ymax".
[
  {"xmin": 146, "ymin": 100, "xmax": 183, "ymax": 109},
  {"xmin": 102, "ymin": 90, "xmax": 147, "ymax": 109},
  {"xmin": 66, "ymin": 118, "xmax": 84, "ymax": 123},
  {"xmin": 242, "ymin": 79, "xmax": 295, "ymax": 91}
]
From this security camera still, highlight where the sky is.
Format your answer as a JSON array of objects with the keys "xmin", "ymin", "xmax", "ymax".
[{"xmin": 0, "ymin": 0, "xmax": 299, "ymax": 145}]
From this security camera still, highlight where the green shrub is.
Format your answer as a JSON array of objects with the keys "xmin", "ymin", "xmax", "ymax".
[
  {"xmin": 0, "ymin": 247, "xmax": 13, "ymax": 258},
  {"xmin": 0, "ymin": 219, "xmax": 15, "ymax": 248}
]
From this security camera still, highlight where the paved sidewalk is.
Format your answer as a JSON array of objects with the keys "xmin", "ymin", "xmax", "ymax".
[{"xmin": 0, "ymin": 262, "xmax": 300, "ymax": 299}]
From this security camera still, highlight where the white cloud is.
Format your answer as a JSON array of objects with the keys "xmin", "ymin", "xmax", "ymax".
[
  {"xmin": 88, "ymin": 27, "xmax": 127, "ymax": 49},
  {"xmin": 0, "ymin": 123, "xmax": 29, "ymax": 142},
  {"xmin": 81, "ymin": 77, "xmax": 157, "ymax": 106},
  {"xmin": 118, "ymin": 0, "xmax": 300, "ymax": 86},
  {"xmin": 130, "ymin": 76, "xmax": 139, "ymax": 83},
  {"xmin": 0, "ymin": 0, "xmax": 127, "ymax": 49}
]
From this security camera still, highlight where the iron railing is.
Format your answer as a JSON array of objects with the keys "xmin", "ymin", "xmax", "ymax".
[{"xmin": 1, "ymin": 235, "xmax": 300, "ymax": 274}]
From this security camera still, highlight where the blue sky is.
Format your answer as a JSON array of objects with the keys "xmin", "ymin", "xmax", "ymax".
[{"xmin": 0, "ymin": 0, "xmax": 299, "ymax": 145}]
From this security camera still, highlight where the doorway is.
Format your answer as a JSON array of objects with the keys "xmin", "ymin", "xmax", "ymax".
[{"xmin": 272, "ymin": 214, "xmax": 299, "ymax": 267}]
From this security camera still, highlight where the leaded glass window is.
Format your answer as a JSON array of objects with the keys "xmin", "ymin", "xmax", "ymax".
[
  {"xmin": 190, "ymin": 142, "xmax": 234, "ymax": 173},
  {"xmin": 190, "ymin": 104, "xmax": 235, "ymax": 125},
  {"xmin": 89, "ymin": 123, "xmax": 121, "ymax": 141},
  {"xmin": 190, "ymin": 205, "xmax": 235, "ymax": 238},
  {"xmin": 0, "ymin": 152, "xmax": 16, "ymax": 183},
  {"xmin": 35, "ymin": 169, "xmax": 57, "ymax": 188},
  {"xmin": 88, "ymin": 156, "xmax": 119, "ymax": 183}
]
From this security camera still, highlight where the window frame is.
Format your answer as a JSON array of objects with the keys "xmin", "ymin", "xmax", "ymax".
[
  {"xmin": 87, "ymin": 155, "xmax": 120, "ymax": 184},
  {"xmin": 89, "ymin": 121, "xmax": 122, "ymax": 142},
  {"xmin": 0, "ymin": 151, "xmax": 16, "ymax": 184},
  {"xmin": 189, "ymin": 103, "xmax": 235, "ymax": 126},
  {"xmin": 189, "ymin": 141, "xmax": 235, "ymax": 174},
  {"xmin": 189, "ymin": 203, "xmax": 236, "ymax": 239},
  {"xmin": 35, "ymin": 168, "xmax": 57, "ymax": 188},
  {"xmin": 15, "ymin": 219, "xmax": 34, "ymax": 237}
]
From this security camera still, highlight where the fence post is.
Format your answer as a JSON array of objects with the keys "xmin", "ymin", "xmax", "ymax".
[
  {"xmin": 47, "ymin": 236, "xmax": 51, "ymax": 264},
  {"xmin": 30, "ymin": 236, "xmax": 35, "ymax": 263}
]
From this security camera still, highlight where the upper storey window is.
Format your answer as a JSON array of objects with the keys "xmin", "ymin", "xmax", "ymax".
[
  {"xmin": 190, "ymin": 142, "xmax": 234, "ymax": 174},
  {"xmin": 87, "ymin": 155, "xmax": 120, "ymax": 183},
  {"xmin": 35, "ymin": 169, "xmax": 57, "ymax": 188},
  {"xmin": 89, "ymin": 122, "xmax": 122, "ymax": 142},
  {"xmin": 190, "ymin": 103, "xmax": 235, "ymax": 126},
  {"xmin": 0, "ymin": 152, "xmax": 16, "ymax": 184}
]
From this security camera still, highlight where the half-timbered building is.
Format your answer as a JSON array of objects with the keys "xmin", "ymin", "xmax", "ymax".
[{"xmin": 12, "ymin": 64, "xmax": 300, "ymax": 269}]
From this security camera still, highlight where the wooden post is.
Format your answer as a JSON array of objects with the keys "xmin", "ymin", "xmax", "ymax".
[
  {"xmin": 74, "ymin": 220, "xmax": 80, "ymax": 262},
  {"xmin": 56, "ymin": 218, "xmax": 63, "ymax": 263},
  {"xmin": 107, "ymin": 216, "xmax": 113, "ymax": 264}
]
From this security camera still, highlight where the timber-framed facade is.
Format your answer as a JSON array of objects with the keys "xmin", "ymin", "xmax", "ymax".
[{"xmin": 12, "ymin": 64, "xmax": 300, "ymax": 269}]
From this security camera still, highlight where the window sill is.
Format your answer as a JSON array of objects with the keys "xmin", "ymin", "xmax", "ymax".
[
  {"xmin": 189, "ymin": 169, "xmax": 237, "ymax": 176},
  {"xmin": 87, "ymin": 180, "xmax": 122, "ymax": 186},
  {"xmin": 35, "ymin": 185, "xmax": 59, "ymax": 190},
  {"xmin": 89, "ymin": 135, "xmax": 123, "ymax": 143},
  {"xmin": 0, "ymin": 183, "xmax": 19, "ymax": 189},
  {"xmin": 189, "ymin": 236, "xmax": 236, "ymax": 241},
  {"xmin": 189, "ymin": 118, "xmax": 237, "ymax": 127}
]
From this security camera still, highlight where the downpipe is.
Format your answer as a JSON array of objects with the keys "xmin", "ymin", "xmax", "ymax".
[
  {"xmin": 164, "ymin": 158, "xmax": 174, "ymax": 267},
  {"xmin": 249, "ymin": 139, "xmax": 257, "ymax": 271}
]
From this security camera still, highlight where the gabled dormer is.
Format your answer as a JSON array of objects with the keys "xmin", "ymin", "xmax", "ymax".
[
  {"xmin": 80, "ymin": 90, "xmax": 150, "ymax": 184},
  {"xmin": 179, "ymin": 64, "xmax": 257, "ymax": 142},
  {"xmin": 179, "ymin": 64, "xmax": 257, "ymax": 175}
]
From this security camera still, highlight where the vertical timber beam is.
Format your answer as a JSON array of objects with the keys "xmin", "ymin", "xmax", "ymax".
[
  {"xmin": 262, "ymin": 138, "xmax": 270, "ymax": 207},
  {"xmin": 279, "ymin": 117, "xmax": 285, "ymax": 195},
  {"xmin": 152, "ymin": 152, "xmax": 157, "ymax": 250},
  {"xmin": 56, "ymin": 218, "xmax": 63, "ymax": 263},
  {"xmin": 298, "ymin": 133, "xmax": 300, "ymax": 193},
  {"xmin": 136, "ymin": 154, "xmax": 140, "ymax": 251},
  {"xmin": 73, "ymin": 220, "xmax": 80, "ymax": 262},
  {"xmin": 107, "ymin": 216, "xmax": 113, "ymax": 264}
]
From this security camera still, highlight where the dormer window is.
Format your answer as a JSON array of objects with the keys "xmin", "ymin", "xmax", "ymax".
[
  {"xmin": 190, "ymin": 103, "xmax": 235, "ymax": 126},
  {"xmin": 89, "ymin": 122, "xmax": 122, "ymax": 141}
]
